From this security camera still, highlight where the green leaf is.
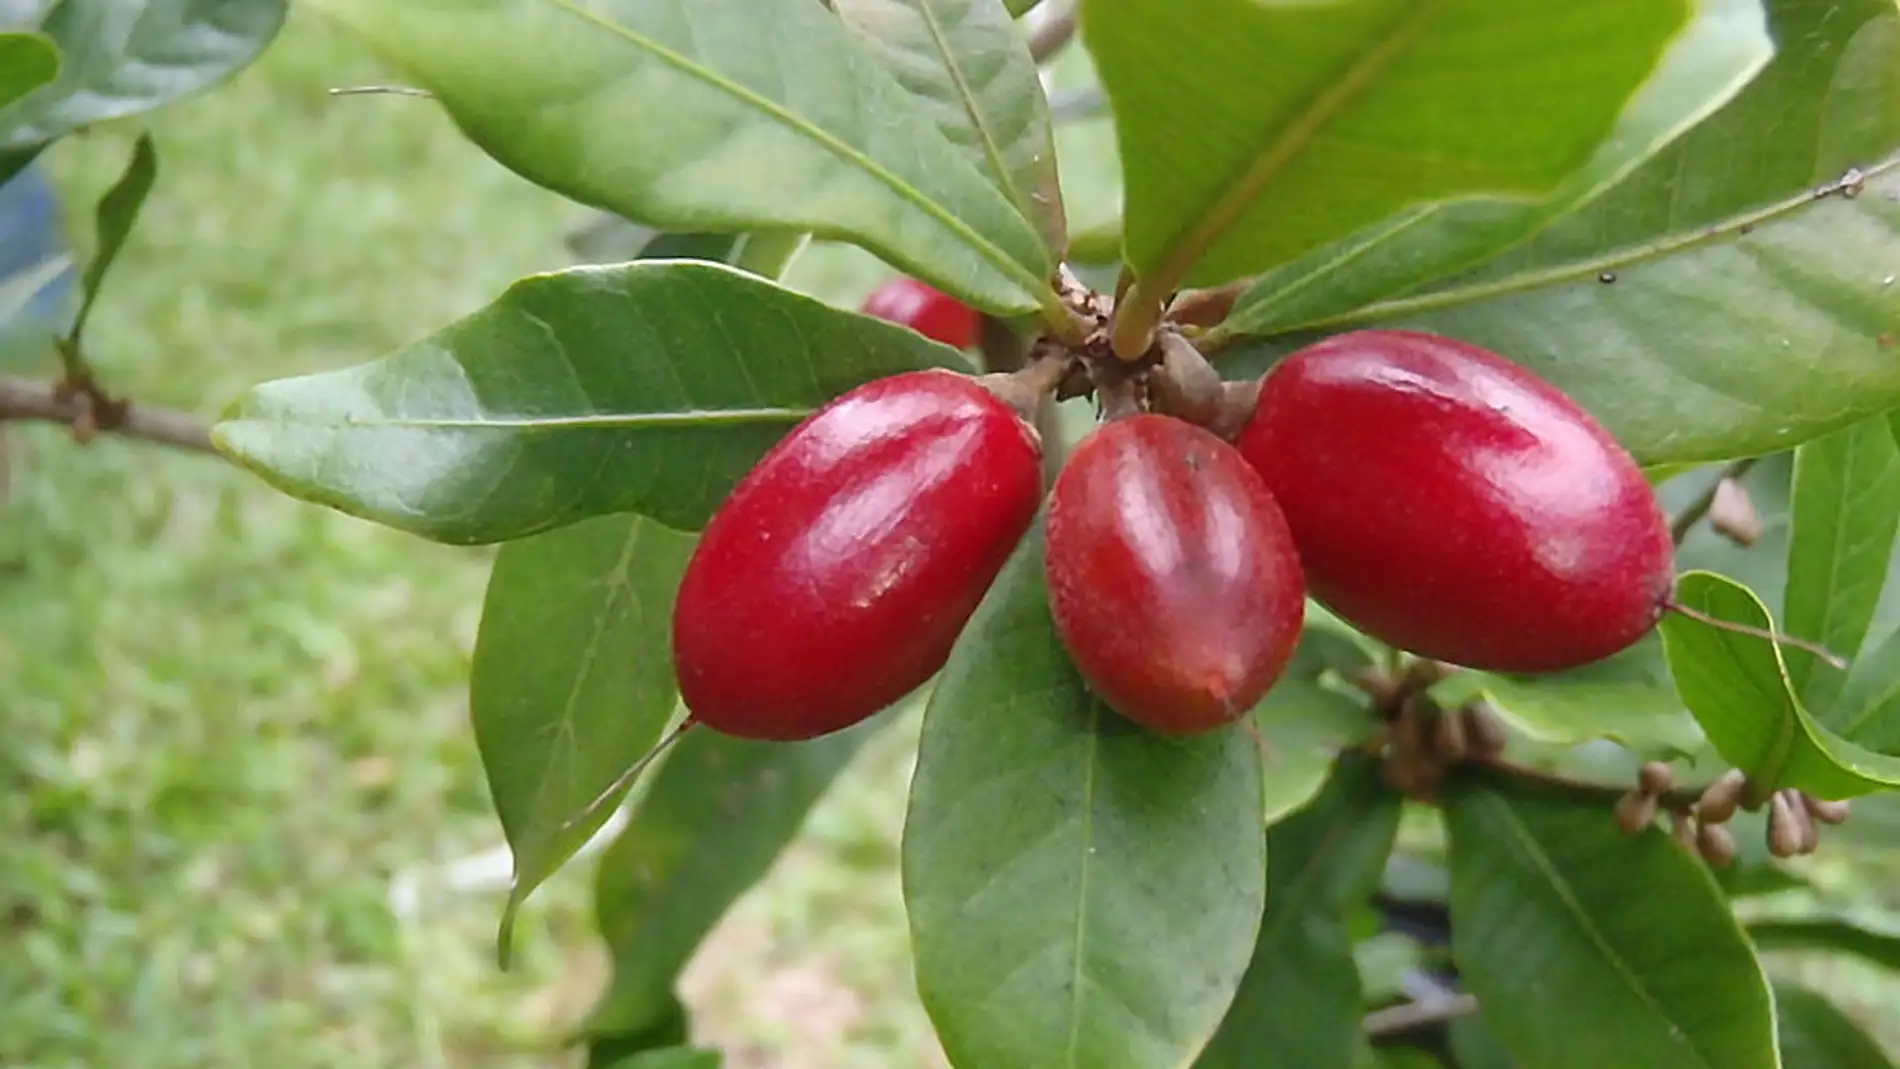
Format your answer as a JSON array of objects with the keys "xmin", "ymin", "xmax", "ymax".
[
  {"xmin": 1774, "ymin": 982, "xmax": 1898, "ymax": 1069},
  {"xmin": 1219, "ymin": 0, "xmax": 1772, "ymax": 338},
  {"xmin": 586, "ymin": 996, "xmax": 689, "ymax": 1069},
  {"xmin": 1440, "ymin": 635, "xmax": 1706, "ymax": 759},
  {"xmin": 65, "ymin": 131, "xmax": 155, "ymax": 352},
  {"xmin": 833, "ymin": 0, "xmax": 1066, "ymax": 253},
  {"xmin": 1220, "ymin": 0, "xmax": 1900, "ymax": 468},
  {"xmin": 1253, "ymin": 632, "xmax": 1381, "ymax": 824},
  {"xmin": 1751, "ymin": 916, "xmax": 1900, "ymax": 973},
  {"xmin": 1196, "ymin": 759, "xmax": 1400, "ymax": 1069},
  {"xmin": 904, "ymin": 523, "xmax": 1267, "ymax": 1069},
  {"xmin": 1829, "ymin": 625, "xmax": 1900, "ymax": 753},
  {"xmin": 307, "ymin": 0, "xmax": 1055, "ymax": 316},
  {"xmin": 471, "ymin": 513, "xmax": 696, "ymax": 962},
  {"xmin": 212, "ymin": 260, "xmax": 968, "ymax": 545},
  {"xmin": 1785, "ymin": 417, "xmax": 1900, "ymax": 710},
  {"xmin": 602, "ymin": 1049, "xmax": 724, "ymax": 1069},
  {"xmin": 1080, "ymin": 0, "xmax": 1693, "ymax": 303},
  {"xmin": 0, "ymin": 0, "xmax": 285, "ymax": 182},
  {"xmin": 1659, "ymin": 571, "xmax": 1900, "ymax": 798},
  {"xmin": 1447, "ymin": 1015, "xmax": 1516, "ymax": 1069},
  {"xmin": 586, "ymin": 721, "xmax": 877, "ymax": 1042},
  {"xmin": 1445, "ymin": 780, "xmax": 1779, "ymax": 1069},
  {"xmin": 0, "ymin": 32, "xmax": 57, "ymax": 111}
]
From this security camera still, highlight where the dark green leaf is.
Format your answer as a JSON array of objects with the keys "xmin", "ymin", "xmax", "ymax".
[
  {"xmin": 1220, "ymin": 0, "xmax": 1772, "ymax": 337},
  {"xmin": 1447, "ymin": 1015, "xmax": 1516, "ymax": 1069},
  {"xmin": 586, "ymin": 997, "xmax": 689, "ymax": 1069},
  {"xmin": 0, "ymin": 31, "xmax": 57, "ymax": 111},
  {"xmin": 66, "ymin": 131, "xmax": 154, "ymax": 350},
  {"xmin": 0, "ymin": 0, "xmax": 285, "ymax": 181},
  {"xmin": 1197, "ymin": 759, "xmax": 1400, "ymax": 1069},
  {"xmin": 587, "ymin": 721, "xmax": 877, "ymax": 1041},
  {"xmin": 1775, "ymin": 982, "xmax": 1898, "ymax": 1069},
  {"xmin": 602, "ymin": 1049, "xmax": 724, "ymax": 1069},
  {"xmin": 1751, "ymin": 916, "xmax": 1900, "ymax": 973},
  {"xmin": 833, "ymin": 0, "xmax": 1065, "ymax": 253},
  {"xmin": 1080, "ymin": 0, "xmax": 1693, "ymax": 304},
  {"xmin": 1004, "ymin": 0, "xmax": 1040, "ymax": 16},
  {"xmin": 307, "ymin": 0, "xmax": 1056, "ymax": 315},
  {"xmin": 1659, "ymin": 571, "xmax": 1900, "ymax": 797},
  {"xmin": 1445, "ymin": 780, "xmax": 1778, "ymax": 1069},
  {"xmin": 1219, "ymin": 0, "xmax": 1900, "ymax": 469},
  {"xmin": 905, "ymin": 523, "xmax": 1267, "ymax": 1069},
  {"xmin": 472, "ymin": 513, "xmax": 696, "ymax": 960},
  {"xmin": 212, "ymin": 260, "xmax": 968, "ymax": 544}
]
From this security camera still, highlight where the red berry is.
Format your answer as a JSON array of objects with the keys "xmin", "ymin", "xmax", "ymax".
[
  {"xmin": 1235, "ymin": 329, "xmax": 1673, "ymax": 674},
  {"xmin": 673, "ymin": 369, "xmax": 1041, "ymax": 741},
  {"xmin": 1045, "ymin": 414, "xmax": 1306, "ymax": 734},
  {"xmin": 861, "ymin": 278, "xmax": 980, "ymax": 350}
]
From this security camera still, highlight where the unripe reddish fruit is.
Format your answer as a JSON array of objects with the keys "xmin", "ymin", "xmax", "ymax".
[
  {"xmin": 1236, "ymin": 329, "xmax": 1673, "ymax": 674},
  {"xmin": 1045, "ymin": 414, "xmax": 1306, "ymax": 733},
  {"xmin": 860, "ymin": 278, "xmax": 981, "ymax": 350},
  {"xmin": 673, "ymin": 369, "xmax": 1042, "ymax": 741}
]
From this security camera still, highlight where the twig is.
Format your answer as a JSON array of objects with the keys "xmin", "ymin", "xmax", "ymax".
[
  {"xmin": 1363, "ymin": 993, "xmax": 1479, "ymax": 1037},
  {"xmin": 1026, "ymin": 0, "xmax": 1078, "ymax": 62},
  {"xmin": 1462, "ymin": 749, "xmax": 1705, "ymax": 813},
  {"xmin": 1669, "ymin": 457, "xmax": 1760, "ymax": 545},
  {"xmin": 0, "ymin": 374, "xmax": 219, "ymax": 456}
]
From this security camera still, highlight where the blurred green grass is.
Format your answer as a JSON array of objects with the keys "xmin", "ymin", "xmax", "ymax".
[{"xmin": 1, "ymin": 9, "xmax": 949, "ymax": 1068}]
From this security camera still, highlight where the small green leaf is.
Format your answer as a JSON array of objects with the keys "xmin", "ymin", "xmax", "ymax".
[
  {"xmin": 307, "ymin": 0, "xmax": 1055, "ymax": 315},
  {"xmin": 1785, "ymin": 417, "xmax": 1900, "ymax": 709},
  {"xmin": 1659, "ymin": 571, "xmax": 1900, "ymax": 798},
  {"xmin": 473, "ymin": 513, "xmax": 696, "ymax": 961},
  {"xmin": 212, "ymin": 260, "xmax": 967, "ymax": 544},
  {"xmin": 1751, "ymin": 916, "xmax": 1900, "ymax": 973},
  {"xmin": 1196, "ymin": 758, "xmax": 1400, "ymax": 1069},
  {"xmin": 587, "ymin": 721, "xmax": 878, "ymax": 1042},
  {"xmin": 1219, "ymin": 0, "xmax": 1772, "ymax": 338},
  {"xmin": 1774, "ymin": 982, "xmax": 1898, "ymax": 1069},
  {"xmin": 1442, "ymin": 635, "xmax": 1706, "ymax": 759},
  {"xmin": 1253, "ymin": 632, "xmax": 1381, "ymax": 824},
  {"xmin": 601, "ymin": 1049, "xmax": 724, "ymax": 1069},
  {"xmin": 1446, "ymin": 779, "xmax": 1779, "ymax": 1069},
  {"xmin": 66, "ymin": 131, "xmax": 155, "ymax": 353},
  {"xmin": 0, "ymin": 32, "xmax": 58, "ymax": 111},
  {"xmin": 586, "ymin": 996, "xmax": 689, "ymax": 1069},
  {"xmin": 1828, "ymin": 625, "xmax": 1900, "ymax": 753},
  {"xmin": 0, "ymin": 0, "xmax": 286, "ymax": 183},
  {"xmin": 833, "ymin": 0, "xmax": 1065, "ymax": 253},
  {"xmin": 905, "ymin": 523, "xmax": 1267, "ymax": 1069},
  {"xmin": 1080, "ymin": 0, "xmax": 1692, "ymax": 303}
]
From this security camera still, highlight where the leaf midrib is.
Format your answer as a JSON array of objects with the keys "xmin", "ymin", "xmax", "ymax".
[
  {"xmin": 911, "ymin": 0, "xmax": 1029, "ymax": 222},
  {"xmin": 545, "ymin": 0, "xmax": 1045, "ymax": 301}
]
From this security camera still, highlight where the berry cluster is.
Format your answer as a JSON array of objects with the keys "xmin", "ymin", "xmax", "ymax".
[{"xmin": 669, "ymin": 279, "xmax": 1683, "ymax": 749}]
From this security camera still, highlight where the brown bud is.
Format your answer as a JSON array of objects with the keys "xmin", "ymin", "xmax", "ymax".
[
  {"xmin": 1710, "ymin": 477, "xmax": 1763, "ymax": 547},
  {"xmin": 1205, "ymin": 379, "xmax": 1261, "ymax": 442},
  {"xmin": 1165, "ymin": 281, "xmax": 1247, "ymax": 329},
  {"xmin": 1615, "ymin": 790, "xmax": 1658, "ymax": 834},
  {"xmin": 1431, "ymin": 706, "xmax": 1469, "ymax": 761},
  {"xmin": 1148, "ymin": 333, "xmax": 1224, "ymax": 426},
  {"xmin": 1637, "ymin": 761, "xmax": 1675, "ymax": 797},
  {"xmin": 1695, "ymin": 769, "xmax": 1748, "ymax": 826},
  {"xmin": 1802, "ymin": 793, "xmax": 1852, "ymax": 826},
  {"xmin": 1696, "ymin": 821, "xmax": 1737, "ymax": 867},
  {"xmin": 1767, "ymin": 790, "xmax": 1806, "ymax": 859},
  {"xmin": 1388, "ymin": 698, "xmax": 1426, "ymax": 760},
  {"xmin": 1462, "ymin": 704, "xmax": 1510, "ymax": 758}
]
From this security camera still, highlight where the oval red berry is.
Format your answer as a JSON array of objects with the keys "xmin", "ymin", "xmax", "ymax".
[
  {"xmin": 1046, "ymin": 414, "xmax": 1306, "ymax": 734},
  {"xmin": 1236, "ymin": 329, "xmax": 1673, "ymax": 674},
  {"xmin": 673, "ymin": 369, "xmax": 1042, "ymax": 741},
  {"xmin": 860, "ymin": 278, "xmax": 981, "ymax": 350}
]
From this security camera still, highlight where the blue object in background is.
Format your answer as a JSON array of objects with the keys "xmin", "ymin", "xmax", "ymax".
[{"xmin": 0, "ymin": 161, "xmax": 78, "ymax": 370}]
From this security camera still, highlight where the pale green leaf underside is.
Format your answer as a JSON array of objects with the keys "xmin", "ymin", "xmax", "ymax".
[
  {"xmin": 308, "ymin": 0, "xmax": 1054, "ymax": 314},
  {"xmin": 212, "ymin": 261, "xmax": 968, "ymax": 544}
]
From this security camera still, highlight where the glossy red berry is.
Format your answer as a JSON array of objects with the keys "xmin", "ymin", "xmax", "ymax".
[
  {"xmin": 673, "ymin": 369, "xmax": 1042, "ymax": 741},
  {"xmin": 1045, "ymin": 414, "xmax": 1306, "ymax": 734},
  {"xmin": 1235, "ymin": 329, "xmax": 1673, "ymax": 674},
  {"xmin": 860, "ymin": 278, "xmax": 980, "ymax": 350}
]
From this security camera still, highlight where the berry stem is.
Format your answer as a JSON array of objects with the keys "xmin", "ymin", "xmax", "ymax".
[
  {"xmin": 1661, "ymin": 598, "xmax": 1849, "ymax": 670},
  {"xmin": 555, "ymin": 717, "xmax": 700, "ymax": 839}
]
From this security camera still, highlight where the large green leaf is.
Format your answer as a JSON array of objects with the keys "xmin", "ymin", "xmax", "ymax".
[
  {"xmin": 1220, "ymin": 0, "xmax": 1900, "ymax": 468},
  {"xmin": 212, "ymin": 260, "xmax": 968, "ymax": 545},
  {"xmin": 1445, "ymin": 780, "xmax": 1779, "ymax": 1069},
  {"xmin": 471, "ymin": 513, "xmax": 696, "ymax": 960},
  {"xmin": 586, "ymin": 721, "xmax": 877, "ymax": 1043},
  {"xmin": 307, "ymin": 0, "xmax": 1055, "ymax": 316},
  {"xmin": 1659, "ymin": 571, "xmax": 1900, "ymax": 799},
  {"xmin": 0, "ymin": 0, "xmax": 286, "ymax": 183},
  {"xmin": 602, "ymin": 1049, "xmax": 724, "ymax": 1069},
  {"xmin": 1774, "ymin": 982, "xmax": 1898, "ymax": 1069},
  {"xmin": 833, "ymin": 0, "xmax": 1065, "ymax": 253},
  {"xmin": 1785, "ymin": 417, "xmax": 1900, "ymax": 710},
  {"xmin": 1196, "ymin": 759, "xmax": 1399, "ymax": 1069},
  {"xmin": 1220, "ymin": 0, "xmax": 1771, "ymax": 338},
  {"xmin": 1080, "ymin": 0, "xmax": 1693, "ymax": 305},
  {"xmin": 1751, "ymin": 916, "xmax": 1900, "ymax": 974},
  {"xmin": 0, "ymin": 32, "xmax": 57, "ymax": 111},
  {"xmin": 904, "ymin": 523, "xmax": 1267, "ymax": 1069}
]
